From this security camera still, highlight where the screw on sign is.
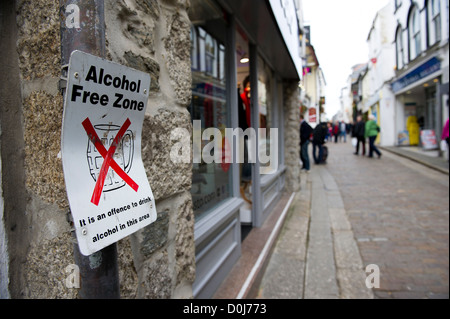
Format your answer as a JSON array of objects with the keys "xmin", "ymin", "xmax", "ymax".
[{"xmin": 82, "ymin": 117, "xmax": 139, "ymax": 206}]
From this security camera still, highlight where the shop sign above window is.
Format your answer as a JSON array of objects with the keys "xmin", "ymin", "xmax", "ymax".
[{"xmin": 391, "ymin": 57, "xmax": 441, "ymax": 93}]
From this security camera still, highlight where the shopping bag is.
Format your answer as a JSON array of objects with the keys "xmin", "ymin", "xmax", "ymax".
[{"xmin": 440, "ymin": 139, "xmax": 447, "ymax": 151}]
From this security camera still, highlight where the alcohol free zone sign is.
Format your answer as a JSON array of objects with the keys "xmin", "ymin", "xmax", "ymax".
[{"xmin": 61, "ymin": 51, "xmax": 157, "ymax": 256}]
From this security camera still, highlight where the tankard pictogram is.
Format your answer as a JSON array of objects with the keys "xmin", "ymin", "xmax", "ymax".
[{"xmin": 86, "ymin": 124, "xmax": 134, "ymax": 192}]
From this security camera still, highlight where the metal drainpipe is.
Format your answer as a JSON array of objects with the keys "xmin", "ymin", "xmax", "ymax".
[{"xmin": 59, "ymin": 0, "xmax": 120, "ymax": 299}]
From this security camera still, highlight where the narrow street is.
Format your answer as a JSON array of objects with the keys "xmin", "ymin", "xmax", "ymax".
[{"xmin": 257, "ymin": 141, "xmax": 449, "ymax": 299}]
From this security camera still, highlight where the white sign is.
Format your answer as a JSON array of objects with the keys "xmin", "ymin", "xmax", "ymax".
[
  {"xmin": 268, "ymin": 0, "xmax": 302, "ymax": 77},
  {"xmin": 61, "ymin": 50, "xmax": 157, "ymax": 256},
  {"xmin": 421, "ymin": 129, "xmax": 438, "ymax": 150}
]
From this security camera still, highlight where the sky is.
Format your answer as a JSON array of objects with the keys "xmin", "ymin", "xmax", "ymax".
[{"xmin": 302, "ymin": 0, "xmax": 390, "ymax": 119}]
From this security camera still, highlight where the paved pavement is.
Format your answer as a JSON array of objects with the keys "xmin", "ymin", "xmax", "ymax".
[{"xmin": 255, "ymin": 141, "xmax": 449, "ymax": 299}]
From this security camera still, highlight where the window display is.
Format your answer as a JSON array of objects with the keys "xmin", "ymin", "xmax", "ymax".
[
  {"xmin": 258, "ymin": 56, "xmax": 277, "ymax": 175},
  {"xmin": 189, "ymin": 7, "xmax": 230, "ymax": 220}
]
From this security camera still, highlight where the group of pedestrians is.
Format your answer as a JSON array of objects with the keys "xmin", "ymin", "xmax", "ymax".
[
  {"xmin": 299, "ymin": 116, "xmax": 328, "ymax": 172},
  {"xmin": 328, "ymin": 120, "xmax": 350, "ymax": 143},
  {"xmin": 352, "ymin": 114, "xmax": 382, "ymax": 159},
  {"xmin": 299, "ymin": 114, "xmax": 383, "ymax": 172}
]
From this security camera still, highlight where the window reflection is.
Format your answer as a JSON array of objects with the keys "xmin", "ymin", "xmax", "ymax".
[{"xmin": 190, "ymin": 24, "xmax": 230, "ymax": 221}]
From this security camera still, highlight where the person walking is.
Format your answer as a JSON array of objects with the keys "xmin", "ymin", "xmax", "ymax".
[
  {"xmin": 365, "ymin": 114, "xmax": 382, "ymax": 159},
  {"xmin": 299, "ymin": 115, "xmax": 313, "ymax": 171},
  {"xmin": 325, "ymin": 122, "xmax": 332, "ymax": 142},
  {"xmin": 353, "ymin": 115, "xmax": 366, "ymax": 156},
  {"xmin": 333, "ymin": 121, "xmax": 339, "ymax": 143},
  {"xmin": 313, "ymin": 122, "xmax": 328, "ymax": 164},
  {"xmin": 339, "ymin": 121, "xmax": 347, "ymax": 143}
]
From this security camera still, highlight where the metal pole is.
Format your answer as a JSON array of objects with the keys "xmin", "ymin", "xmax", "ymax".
[
  {"xmin": 59, "ymin": 0, "xmax": 120, "ymax": 299},
  {"xmin": 59, "ymin": 0, "xmax": 105, "ymax": 64}
]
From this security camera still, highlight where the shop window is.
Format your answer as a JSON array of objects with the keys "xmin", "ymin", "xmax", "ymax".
[
  {"xmin": 204, "ymin": 34, "xmax": 216, "ymax": 77},
  {"xmin": 396, "ymin": 26, "xmax": 404, "ymax": 70},
  {"xmin": 257, "ymin": 56, "xmax": 275, "ymax": 175},
  {"xmin": 188, "ymin": 1, "xmax": 230, "ymax": 221},
  {"xmin": 425, "ymin": 86, "xmax": 437, "ymax": 130},
  {"xmin": 190, "ymin": 27, "xmax": 198, "ymax": 70},
  {"xmin": 427, "ymin": 0, "xmax": 441, "ymax": 46},
  {"xmin": 408, "ymin": 6, "xmax": 421, "ymax": 61}
]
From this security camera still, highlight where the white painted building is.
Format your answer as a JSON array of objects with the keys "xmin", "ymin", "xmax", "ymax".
[
  {"xmin": 339, "ymin": 85, "xmax": 352, "ymax": 123},
  {"xmin": 390, "ymin": 0, "xmax": 449, "ymax": 148},
  {"xmin": 363, "ymin": 1, "xmax": 397, "ymax": 146},
  {"xmin": 344, "ymin": 63, "xmax": 368, "ymax": 122},
  {"xmin": 346, "ymin": 0, "xmax": 449, "ymax": 149}
]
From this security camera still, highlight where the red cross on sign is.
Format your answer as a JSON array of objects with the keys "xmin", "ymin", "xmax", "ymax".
[{"xmin": 82, "ymin": 117, "xmax": 139, "ymax": 206}]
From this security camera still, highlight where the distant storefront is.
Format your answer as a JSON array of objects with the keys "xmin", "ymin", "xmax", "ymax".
[{"xmin": 392, "ymin": 56, "xmax": 445, "ymax": 148}]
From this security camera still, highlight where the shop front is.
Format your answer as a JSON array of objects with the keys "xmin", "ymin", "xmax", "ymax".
[
  {"xmin": 392, "ymin": 56, "xmax": 444, "ymax": 149},
  {"xmin": 187, "ymin": 0, "xmax": 303, "ymax": 298}
]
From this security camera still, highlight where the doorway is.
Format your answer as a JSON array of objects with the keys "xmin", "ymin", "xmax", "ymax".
[{"xmin": 236, "ymin": 26, "xmax": 253, "ymax": 239}]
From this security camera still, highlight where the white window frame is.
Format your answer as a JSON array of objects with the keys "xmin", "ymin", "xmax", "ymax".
[
  {"xmin": 409, "ymin": 6, "xmax": 421, "ymax": 61},
  {"xmin": 428, "ymin": 0, "xmax": 441, "ymax": 46},
  {"xmin": 396, "ymin": 26, "xmax": 404, "ymax": 69}
]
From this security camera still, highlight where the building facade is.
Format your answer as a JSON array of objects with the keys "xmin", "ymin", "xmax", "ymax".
[
  {"xmin": 391, "ymin": 0, "xmax": 449, "ymax": 149},
  {"xmin": 188, "ymin": 0, "xmax": 305, "ymax": 298},
  {"xmin": 343, "ymin": 0, "xmax": 449, "ymax": 150},
  {"xmin": 301, "ymin": 39, "xmax": 326, "ymax": 125},
  {"xmin": 0, "ymin": 0, "xmax": 304, "ymax": 298},
  {"xmin": 363, "ymin": 1, "xmax": 396, "ymax": 146},
  {"xmin": 343, "ymin": 63, "xmax": 368, "ymax": 123}
]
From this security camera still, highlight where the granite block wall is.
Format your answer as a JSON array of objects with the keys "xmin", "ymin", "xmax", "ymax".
[{"xmin": 0, "ymin": 0, "xmax": 194, "ymax": 298}]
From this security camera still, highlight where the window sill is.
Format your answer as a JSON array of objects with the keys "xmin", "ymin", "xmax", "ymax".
[
  {"xmin": 194, "ymin": 197, "xmax": 244, "ymax": 246},
  {"xmin": 260, "ymin": 164, "xmax": 286, "ymax": 189}
]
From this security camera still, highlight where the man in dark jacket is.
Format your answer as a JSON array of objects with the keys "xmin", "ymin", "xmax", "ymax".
[
  {"xmin": 352, "ymin": 115, "xmax": 366, "ymax": 156},
  {"xmin": 299, "ymin": 115, "xmax": 313, "ymax": 171},
  {"xmin": 312, "ymin": 122, "xmax": 328, "ymax": 164}
]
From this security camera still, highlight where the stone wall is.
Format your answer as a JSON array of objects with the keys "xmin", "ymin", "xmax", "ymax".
[
  {"xmin": 0, "ymin": 0, "xmax": 194, "ymax": 298},
  {"xmin": 283, "ymin": 81, "xmax": 301, "ymax": 192},
  {"xmin": 104, "ymin": 0, "xmax": 195, "ymax": 299},
  {"xmin": 11, "ymin": 0, "xmax": 73, "ymax": 298}
]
